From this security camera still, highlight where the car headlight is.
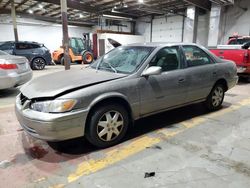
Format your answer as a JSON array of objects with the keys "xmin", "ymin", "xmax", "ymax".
[{"xmin": 30, "ymin": 99, "xmax": 77, "ymax": 113}]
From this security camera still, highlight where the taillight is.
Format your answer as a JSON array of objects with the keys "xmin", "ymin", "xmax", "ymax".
[
  {"xmin": 244, "ymin": 52, "xmax": 249, "ymax": 64},
  {"xmin": 0, "ymin": 64, "xmax": 17, "ymax": 69}
]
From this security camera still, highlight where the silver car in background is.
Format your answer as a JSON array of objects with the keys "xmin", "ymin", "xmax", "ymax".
[
  {"xmin": 15, "ymin": 43, "xmax": 238, "ymax": 148},
  {"xmin": 0, "ymin": 50, "xmax": 32, "ymax": 90}
]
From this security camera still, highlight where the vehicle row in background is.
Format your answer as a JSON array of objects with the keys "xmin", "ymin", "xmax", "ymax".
[
  {"xmin": 52, "ymin": 32, "xmax": 145, "ymax": 65},
  {"xmin": 0, "ymin": 41, "xmax": 52, "ymax": 70},
  {"xmin": 210, "ymin": 35, "xmax": 250, "ymax": 80},
  {"xmin": 0, "ymin": 50, "xmax": 32, "ymax": 90}
]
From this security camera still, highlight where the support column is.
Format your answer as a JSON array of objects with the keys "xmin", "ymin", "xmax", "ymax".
[
  {"xmin": 208, "ymin": 4, "xmax": 223, "ymax": 47},
  {"xmin": 150, "ymin": 15, "xmax": 153, "ymax": 42},
  {"xmin": 11, "ymin": 0, "xmax": 18, "ymax": 42},
  {"xmin": 61, "ymin": 0, "xmax": 70, "ymax": 70},
  {"xmin": 183, "ymin": 6, "xmax": 199, "ymax": 43}
]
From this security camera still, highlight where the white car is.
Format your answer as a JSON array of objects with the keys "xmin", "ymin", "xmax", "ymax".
[{"xmin": 0, "ymin": 50, "xmax": 32, "ymax": 90}]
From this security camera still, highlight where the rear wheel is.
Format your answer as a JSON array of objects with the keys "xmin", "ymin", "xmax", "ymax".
[
  {"xmin": 205, "ymin": 84, "xmax": 225, "ymax": 111},
  {"xmin": 31, "ymin": 57, "xmax": 46, "ymax": 70},
  {"xmin": 85, "ymin": 104, "xmax": 129, "ymax": 148}
]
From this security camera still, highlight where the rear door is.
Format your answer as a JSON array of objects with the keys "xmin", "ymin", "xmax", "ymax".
[
  {"xmin": 14, "ymin": 43, "xmax": 34, "ymax": 61},
  {"xmin": 139, "ymin": 46, "xmax": 189, "ymax": 115},
  {"xmin": 182, "ymin": 45, "xmax": 218, "ymax": 102}
]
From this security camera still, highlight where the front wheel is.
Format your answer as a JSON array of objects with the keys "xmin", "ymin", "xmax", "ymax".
[
  {"xmin": 31, "ymin": 57, "xmax": 46, "ymax": 70},
  {"xmin": 82, "ymin": 51, "xmax": 94, "ymax": 64},
  {"xmin": 85, "ymin": 104, "xmax": 129, "ymax": 148},
  {"xmin": 205, "ymin": 84, "xmax": 225, "ymax": 111}
]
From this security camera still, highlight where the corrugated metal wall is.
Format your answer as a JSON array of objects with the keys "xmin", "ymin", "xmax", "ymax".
[{"xmin": 152, "ymin": 16, "xmax": 183, "ymax": 42}]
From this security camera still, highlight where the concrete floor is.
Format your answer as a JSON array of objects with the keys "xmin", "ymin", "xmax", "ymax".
[{"xmin": 0, "ymin": 65, "xmax": 250, "ymax": 188}]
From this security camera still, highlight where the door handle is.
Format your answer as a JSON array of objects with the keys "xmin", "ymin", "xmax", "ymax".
[
  {"xmin": 178, "ymin": 78, "xmax": 185, "ymax": 83},
  {"xmin": 213, "ymin": 71, "xmax": 217, "ymax": 75}
]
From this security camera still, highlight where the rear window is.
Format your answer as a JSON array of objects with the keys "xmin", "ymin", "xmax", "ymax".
[
  {"xmin": 0, "ymin": 42, "xmax": 14, "ymax": 50},
  {"xmin": 228, "ymin": 38, "xmax": 250, "ymax": 45}
]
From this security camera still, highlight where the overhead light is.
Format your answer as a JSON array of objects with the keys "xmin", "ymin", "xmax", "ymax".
[
  {"xmin": 121, "ymin": 2, "xmax": 128, "ymax": 8},
  {"xmin": 113, "ymin": 1, "xmax": 128, "ymax": 9},
  {"xmin": 102, "ymin": 14, "xmax": 133, "ymax": 21},
  {"xmin": 38, "ymin": 4, "xmax": 43, "ymax": 9},
  {"xmin": 138, "ymin": 0, "xmax": 144, "ymax": 3},
  {"xmin": 28, "ymin": 9, "xmax": 33, "ymax": 14}
]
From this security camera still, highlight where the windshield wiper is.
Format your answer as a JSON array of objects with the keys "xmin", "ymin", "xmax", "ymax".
[{"xmin": 103, "ymin": 61, "xmax": 117, "ymax": 73}]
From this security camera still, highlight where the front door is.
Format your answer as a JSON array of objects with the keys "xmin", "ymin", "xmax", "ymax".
[{"xmin": 139, "ymin": 46, "xmax": 188, "ymax": 116}]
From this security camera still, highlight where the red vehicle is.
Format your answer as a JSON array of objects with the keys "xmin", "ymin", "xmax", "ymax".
[{"xmin": 210, "ymin": 36, "xmax": 250, "ymax": 80}]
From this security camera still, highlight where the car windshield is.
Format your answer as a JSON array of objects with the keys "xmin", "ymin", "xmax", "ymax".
[
  {"xmin": 91, "ymin": 46, "xmax": 154, "ymax": 74},
  {"xmin": 0, "ymin": 50, "xmax": 8, "ymax": 55}
]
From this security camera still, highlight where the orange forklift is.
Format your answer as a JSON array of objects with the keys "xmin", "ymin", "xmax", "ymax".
[{"xmin": 52, "ymin": 34, "xmax": 94, "ymax": 64}]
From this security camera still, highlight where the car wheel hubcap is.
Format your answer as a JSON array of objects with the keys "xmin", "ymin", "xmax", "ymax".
[
  {"xmin": 212, "ymin": 86, "xmax": 224, "ymax": 107},
  {"xmin": 97, "ymin": 111, "xmax": 124, "ymax": 142},
  {"xmin": 34, "ymin": 58, "xmax": 45, "ymax": 70}
]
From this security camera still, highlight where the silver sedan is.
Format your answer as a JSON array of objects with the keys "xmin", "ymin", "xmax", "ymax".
[
  {"xmin": 0, "ymin": 50, "xmax": 32, "ymax": 90},
  {"xmin": 15, "ymin": 43, "xmax": 238, "ymax": 148}
]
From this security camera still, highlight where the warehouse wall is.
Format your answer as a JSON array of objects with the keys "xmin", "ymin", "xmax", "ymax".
[
  {"xmin": 135, "ymin": 15, "xmax": 184, "ymax": 43},
  {"xmin": 135, "ymin": 17, "xmax": 151, "ymax": 42},
  {"xmin": 135, "ymin": 14, "xmax": 209, "ymax": 46},
  {"xmin": 0, "ymin": 16, "xmax": 91, "ymax": 51},
  {"xmin": 220, "ymin": 0, "xmax": 250, "ymax": 44},
  {"xmin": 152, "ymin": 16, "xmax": 183, "ymax": 43}
]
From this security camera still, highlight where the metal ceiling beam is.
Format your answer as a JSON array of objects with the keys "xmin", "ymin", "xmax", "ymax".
[
  {"xmin": 183, "ymin": 0, "xmax": 211, "ymax": 10},
  {"xmin": 22, "ymin": 2, "xmax": 40, "ymax": 12},
  {"xmin": 3, "ymin": 0, "xmax": 11, "ymax": 8},
  {"xmin": 35, "ymin": 0, "xmax": 97, "ymax": 13},
  {"xmin": 0, "ymin": 8, "xmax": 94, "ymax": 27},
  {"xmin": 41, "ymin": 6, "xmax": 61, "ymax": 16},
  {"xmin": 16, "ymin": 0, "xmax": 30, "ymax": 9},
  {"xmin": 33, "ymin": 3, "xmax": 52, "ymax": 14}
]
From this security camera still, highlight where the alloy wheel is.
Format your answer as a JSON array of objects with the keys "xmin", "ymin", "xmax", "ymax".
[
  {"xmin": 33, "ymin": 58, "xmax": 45, "ymax": 70},
  {"xmin": 97, "ymin": 111, "xmax": 124, "ymax": 142},
  {"xmin": 212, "ymin": 86, "xmax": 224, "ymax": 107}
]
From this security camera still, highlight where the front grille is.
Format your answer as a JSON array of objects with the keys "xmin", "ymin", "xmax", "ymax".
[{"xmin": 20, "ymin": 93, "xmax": 28, "ymax": 105}]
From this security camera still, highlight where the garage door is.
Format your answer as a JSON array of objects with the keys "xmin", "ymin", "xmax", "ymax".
[{"xmin": 152, "ymin": 16, "xmax": 183, "ymax": 43}]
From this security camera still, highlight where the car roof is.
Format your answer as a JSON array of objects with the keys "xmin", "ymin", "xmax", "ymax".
[
  {"xmin": 0, "ymin": 41, "xmax": 41, "ymax": 44},
  {"xmin": 125, "ymin": 42, "xmax": 199, "ymax": 47}
]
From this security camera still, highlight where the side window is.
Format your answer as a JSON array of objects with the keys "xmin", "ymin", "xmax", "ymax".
[
  {"xmin": 30, "ymin": 44, "xmax": 40, "ymax": 48},
  {"xmin": 150, "ymin": 46, "xmax": 180, "ymax": 72},
  {"xmin": 0, "ymin": 42, "xmax": 14, "ymax": 50},
  {"xmin": 183, "ymin": 45, "xmax": 213, "ymax": 67},
  {"xmin": 16, "ymin": 43, "xmax": 32, "ymax": 50}
]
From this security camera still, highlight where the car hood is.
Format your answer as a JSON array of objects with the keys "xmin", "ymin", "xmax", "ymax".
[{"xmin": 21, "ymin": 68, "xmax": 127, "ymax": 99}]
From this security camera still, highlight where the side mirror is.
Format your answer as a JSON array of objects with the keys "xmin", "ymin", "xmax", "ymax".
[{"xmin": 142, "ymin": 66, "xmax": 162, "ymax": 77}]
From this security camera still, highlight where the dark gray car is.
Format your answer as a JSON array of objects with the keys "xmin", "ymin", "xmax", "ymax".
[
  {"xmin": 15, "ymin": 43, "xmax": 238, "ymax": 148},
  {"xmin": 0, "ymin": 41, "xmax": 52, "ymax": 70}
]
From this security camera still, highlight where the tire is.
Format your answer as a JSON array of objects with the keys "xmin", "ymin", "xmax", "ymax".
[
  {"xmin": 31, "ymin": 57, "xmax": 46, "ymax": 70},
  {"xmin": 82, "ymin": 51, "xmax": 94, "ymax": 64},
  {"xmin": 85, "ymin": 104, "xmax": 129, "ymax": 148},
  {"xmin": 205, "ymin": 84, "xmax": 225, "ymax": 111},
  {"xmin": 60, "ymin": 57, "xmax": 65, "ymax": 65},
  {"xmin": 60, "ymin": 56, "xmax": 72, "ymax": 66}
]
